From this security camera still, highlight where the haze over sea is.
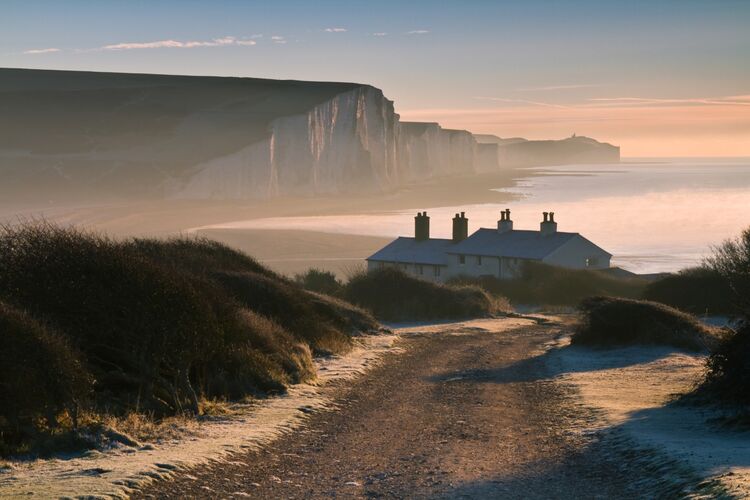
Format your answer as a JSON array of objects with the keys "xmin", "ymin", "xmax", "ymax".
[{"xmin": 201, "ymin": 158, "xmax": 750, "ymax": 274}]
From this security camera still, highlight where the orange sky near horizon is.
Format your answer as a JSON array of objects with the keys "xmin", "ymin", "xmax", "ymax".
[{"xmin": 400, "ymin": 98, "xmax": 750, "ymax": 157}]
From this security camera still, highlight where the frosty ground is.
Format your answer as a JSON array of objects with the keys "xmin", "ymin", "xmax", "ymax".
[{"xmin": 2, "ymin": 317, "xmax": 748, "ymax": 498}]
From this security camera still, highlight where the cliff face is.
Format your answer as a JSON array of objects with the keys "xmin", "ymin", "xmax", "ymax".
[
  {"xmin": 397, "ymin": 122, "xmax": 479, "ymax": 181},
  {"xmin": 0, "ymin": 68, "xmax": 619, "ymax": 202},
  {"xmin": 176, "ymin": 86, "xmax": 401, "ymax": 198}
]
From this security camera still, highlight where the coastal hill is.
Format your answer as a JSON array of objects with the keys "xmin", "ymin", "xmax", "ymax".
[
  {"xmin": 475, "ymin": 134, "xmax": 620, "ymax": 166},
  {"xmin": 0, "ymin": 68, "xmax": 619, "ymax": 202}
]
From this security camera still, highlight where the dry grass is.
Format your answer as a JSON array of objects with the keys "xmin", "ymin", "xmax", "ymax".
[
  {"xmin": 450, "ymin": 261, "xmax": 646, "ymax": 307},
  {"xmin": 343, "ymin": 267, "xmax": 511, "ymax": 322},
  {"xmin": 572, "ymin": 296, "xmax": 721, "ymax": 351},
  {"xmin": 0, "ymin": 222, "xmax": 380, "ymax": 456}
]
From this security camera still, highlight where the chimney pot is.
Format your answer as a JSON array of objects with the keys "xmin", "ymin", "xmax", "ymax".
[
  {"xmin": 540, "ymin": 211, "xmax": 557, "ymax": 235},
  {"xmin": 452, "ymin": 211, "xmax": 469, "ymax": 242},
  {"xmin": 498, "ymin": 208, "xmax": 513, "ymax": 233}
]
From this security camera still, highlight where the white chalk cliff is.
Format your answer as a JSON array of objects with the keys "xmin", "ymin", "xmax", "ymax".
[{"xmin": 0, "ymin": 68, "xmax": 618, "ymax": 202}]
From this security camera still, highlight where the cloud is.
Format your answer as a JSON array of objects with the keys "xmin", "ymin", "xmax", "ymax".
[
  {"xmin": 516, "ymin": 83, "xmax": 603, "ymax": 92},
  {"xmin": 473, "ymin": 94, "xmax": 750, "ymax": 111},
  {"xmin": 372, "ymin": 32, "xmax": 388, "ymax": 37},
  {"xmin": 99, "ymin": 36, "xmax": 255, "ymax": 51},
  {"xmin": 324, "ymin": 27, "xmax": 347, "ymax": 32},
  {"xmin": 23, "ymin": 47, "xmax": 61, "ymax": 54},
  {"xmin": 271, "ymin": 35, "xmax": 286, "ymax": 44},
  {"xmin": 473, "ymin": 96, "xmax": 573, "ymax": 109},
  {"xmin": 407, "ymin": 30, "xmax": 430, "ymax": 35},
  {"xmin": 588, "ymin": 96, "xmax": 750, "ymax": 107}
]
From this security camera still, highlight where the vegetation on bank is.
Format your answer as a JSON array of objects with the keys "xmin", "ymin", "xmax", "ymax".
[
  {"xmin": 344, "ymin": 267, "xmax": 510, "ymax": 322},
  {"xmin": 688, "ymin": 228, "xmax": 750, "ymax": 414},
  {"xmin": 295, "ymin": 267, "xmax": 510, "ymax": 322},
  {"xmin": 691, "ymin": 321, "xmax": 750, "ymax": 411},
  {"xmin": 572, "ymin": 296, "xmax": 719, "ymax": 351},
  {"xmin": 449, "ymin": 261, "xmax": 647, "ymax": 307},
  {"xmin": 642, "ymin": 267, "xmax": 738, "ymax": 316},
  {"xmin": 0, "ymin": 223, "xmax": 377, "ymax": 456}
]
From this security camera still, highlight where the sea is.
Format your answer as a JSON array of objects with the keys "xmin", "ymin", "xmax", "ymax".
[{"xmin": 201, "ymin": 158, "xmax": 750, "ymax": 274}]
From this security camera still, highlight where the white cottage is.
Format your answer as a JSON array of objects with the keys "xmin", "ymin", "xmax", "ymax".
[{"xmin": 366, "ymin": 210, "xmax": 611, "ymax": 282}]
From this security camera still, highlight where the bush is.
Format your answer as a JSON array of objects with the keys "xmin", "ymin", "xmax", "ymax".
[
  {"xmin": 294, "ymin": 268, "xmax": 343, "ymax": 296},
  {"xmin": 642, "ymin": 267, "xmax": 738, "ymax": 316},
  {"xmin": 450, "ymin": 261, "xmax": 646, "ymax": 307},
  {"xmin": 693, "ymin": 321, "xmax": 750, "ymax": 408},
  {"xmin": 705, "ymin": 227, "xmax": 750, "ymax": 314},
  {"xmin": 0, "ymin": 301, "xmax": 91, "ymax": 452},
  {"xmin": 572, "ymin": 296, "xmax": 718, "ymax": 351},
  {"xmin": 0, "ymin": 222, "xmax": 378, "ymax": 450},
  {"xmin": 344, "ymin": 267, "xmax": 508, "ymax": 322}
]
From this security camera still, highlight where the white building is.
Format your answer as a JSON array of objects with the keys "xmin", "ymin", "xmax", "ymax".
[{"xmin": 366, "ymin": 210, "xmax": 612, "ymax": 282}]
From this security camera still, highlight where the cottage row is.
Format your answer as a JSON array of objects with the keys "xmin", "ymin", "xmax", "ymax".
[{"xmin": 366, "ymin": 210, "xmax": 612, "ymax": 282}]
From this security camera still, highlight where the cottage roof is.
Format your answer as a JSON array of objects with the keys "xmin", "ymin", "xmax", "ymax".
[
  {"xmin": 447, "ymin": 228, "xmax": 611, "ymax": 259},
  {"xmin": 366, "ymin": 237, "xmax": 453, "ymax": 265}
]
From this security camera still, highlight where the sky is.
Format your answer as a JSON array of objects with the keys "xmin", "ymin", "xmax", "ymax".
[{"xmin": 2, "ymin": 0, "xmax": 749, "ymax": 157}]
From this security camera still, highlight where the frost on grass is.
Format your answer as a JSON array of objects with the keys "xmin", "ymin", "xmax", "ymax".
[{"xmin": 0, "ymin": 333, "xmax": 398, "ymax": 499}]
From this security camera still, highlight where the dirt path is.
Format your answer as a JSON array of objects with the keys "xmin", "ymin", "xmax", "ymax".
[{"xmin": 133, "ymin": 321, "xmax": 676, "ymax": 499}]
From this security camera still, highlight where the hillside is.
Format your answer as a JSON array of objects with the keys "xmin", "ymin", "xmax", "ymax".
[
  {"xmin": 501, "ymin": 136, "xmax": 619, "ymax": 166},
  {"xmin": 474, "ymin": 134, "xmax": 619, "ymax": 166}
]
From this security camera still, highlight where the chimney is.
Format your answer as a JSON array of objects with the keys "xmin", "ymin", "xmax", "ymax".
[
  {"xmin": 452, "ymin": 212, "xmax": 469, "ymax": 242},
  {"xmin": 540, "ymin": 211, "xmax": 558, "ymax": 236},
  {"xmin": 497, "ymin": 208, "xmax": 513, "ymax": 233},
  {"xmin": 415, "ymin": 211, "xmax": 430, "ymax": 241}
]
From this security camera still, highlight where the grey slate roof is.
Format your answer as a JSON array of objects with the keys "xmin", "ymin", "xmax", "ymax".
[
  {"xmin": 366, "ymin": 237, "xmax": 454, "ymax": 265},
  {"xmin": 447, "ymin": 228, "xmax": 610, "ymax": 259}
]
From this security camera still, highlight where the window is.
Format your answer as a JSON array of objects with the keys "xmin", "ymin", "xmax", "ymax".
[
  {"xmin": 477, "ymin": 256, "xmax": 482, "ymax": 266},
  {"xmin": 417, "ymin": 264, "xmax": 424, "ymax": 275},
  {"xmin": 434, "ymin": 266, "xmax": 441, "ymax": 277},
  {"xmin": 585, "ymin": 257, "xmax": 599, "ymax": 267},
  {"xmin": 379, "ymin": 262, "xmax": 385, "ymax": 269},
  {"xmin": 459, "ymin": 255, "xmax": 465, "ymax": 265}
]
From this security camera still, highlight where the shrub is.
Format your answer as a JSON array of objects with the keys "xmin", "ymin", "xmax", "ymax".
[
  {"xmin": 642, "ymin": 267, "xmax": 738, "ymax": 316},
  {"xmin": 0, "ymin": 223, "xmax": 377, "ymax": 431},
  {"xmin": 0, "ymin": 301, "xmax": 91, "ymax": 452},
  {"xmin": 450, "ymin": 261, "xmax": 646, "ymax": 307},
  {"xmin": 572, "ymin": 296, "xmax": 718, "ymax": 351},
  {"xmin": 705, "ymin": 227, "xmax": 750, "ymax": 314},
  {"xmin": 692, "ymin": 321, "xmax": 750, "ymax": 408},
  {"xmin": 0, "ymin": 224, "xmax": 227, "ymax": 415},
  {"xmin": 344, "ymin": 267, "xmax": 508, "ymax": 322},
  {"xmin": 294, "ymin": 268, "xmax": 343, "ymax": 296}
]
